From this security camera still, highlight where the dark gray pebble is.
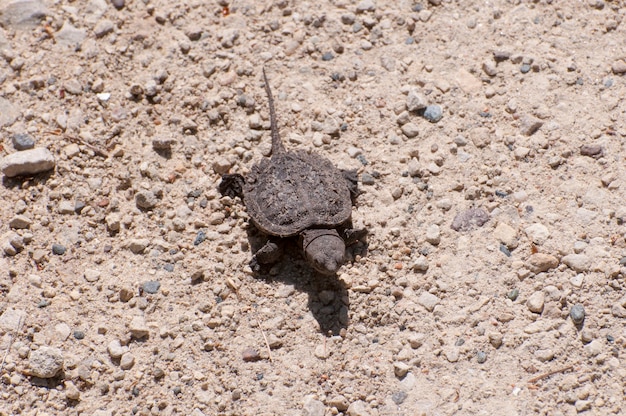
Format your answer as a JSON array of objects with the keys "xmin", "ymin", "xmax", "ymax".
[
  {"xmin": 194, "ymin": 230, "xmax": 207, "ymax": 245},
  {"xmin": 52, "ymin": 244, "xmax": 66, "ymax": 255},
  {"xmin": 74, "ymin": 330, "xmax": 85, "ymax": 340},
  {"xmin": 111, "ymin": 0, "xmax": 125, "ymax": 10},
  {"xmin": 12, "ymin": 133, "xmax": 35, "ymax": 150},
  {"xmin": 361, "ymin": 173, "xmax": 376, "ymax": 185},
  {"xmin": 499, "ymin": 244, "xmax": 511, "ymax": 257},
  {"xmin": 507, "ymin": 288, "xmax": 519, "ymax": 301},
  {"xmin": 38, "ymin": 299, "xmax": 50, "ymax": 308},
  {"xmin": 172, "ymin": 386, "xmax": 182, "ymax": 395},
  {"xmin": 423, "ymin": 105, "xmax": 443, "ymax": 123},
  {"xmin": 322, "ymin": 52, "xmax": 334, "ymax": 61},
  {"xmin": 495, "ymin": 190, "xmax": 508, "ymax": 198},
  {"xmin": 493, "ymin": 50, "xmax": 511, "ymax": 62},
  {"xmin": 570, "ymin": 304, "xmax": 585, "ymax": 325},
  {"xmin": 331, "ymin": 73, "xmax": 345, "ymax": 82},
  {"xmin": 477, "ymin": 351, "xmax": 487, "ymax": 363},
  {"xmin": 392, "ymin": 391, "xmax": 408, "ymax": 405},
  {"xmin": 520, "ymin": 63, "xmax": 531, "ymax": 73},
  {"xmin": 356, "ymin": 154, "xmax": 368, "ymax": 166},
  {"xmin": 142, "ymin": 281, "xmax": 161, "ymax": 294},
  {"xmin": 455, "ymin": 338, "xmax": 465, "ymax": 346},
  {"xmin": 163, "ymin": 263, "xmax": 174, "ymax": 272},
  {"xmin": 450, "ymin": 208, "xmax": 489, "ymax": 231}
]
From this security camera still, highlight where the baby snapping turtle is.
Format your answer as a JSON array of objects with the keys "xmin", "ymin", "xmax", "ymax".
[{"xmin": 219, "ymin": 69, "xmax": 365, "ymax": 274}]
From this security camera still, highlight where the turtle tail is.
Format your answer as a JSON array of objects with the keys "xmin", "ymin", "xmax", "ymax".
[{"xmin": 262, "ymin": 67, "xmax": 285, "ymax": 156}]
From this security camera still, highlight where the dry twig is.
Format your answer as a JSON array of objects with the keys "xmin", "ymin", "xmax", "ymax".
[
  {"xmin": 256, "ymin": 317, "xmax": 273, "ymax": 363},
  {"xmin": 528, "ymin": 365, "xmax": 575, "ymax": 384}
]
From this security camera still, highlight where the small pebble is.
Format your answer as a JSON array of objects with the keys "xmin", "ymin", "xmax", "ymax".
[
  {"xmin": 52, "ymin": 244, "xmax": 66, "ymax": 255},
  {"xmin": 242, "ymin": 348, "xmax": 261, "ymax": 362},
  {"xmin": 450, "ymin": 208, "xmax": 489, "ymax": 231},
  {"xmin": 527, "ymin": 291, "xmax": 545, "ymax": 314},
  {"xmin": 418, "ymin": 292, "xmax": 440, "ymax": 312},
  {"xmin": 393, "ymin": 361, "xmax": 410, "ymax": 378},
  {"xmin": 135, "ymin": 191, "xmax": 158, "ymax": 210},
  {"xmin": 321, "ymin": 52, "xmax": 334, "ymax": 61},
  {"xmin": 580, "ymin": 144, "xmax": 603, "ymax": 157},
  {"xmin": 94, "ymin": 19, "xmax": 114, "ymax": 38},
  {"xmin": 107, "ymin": 340, "xmax": 128, "ymax": 359},
  {"xmin": 84, "ymin": 269, "xmax": 101, "ymax": 282},
  {"xmin": 111, "ymin": 0, "xmax": 125, "ymax": 9},
  {"xmin": 406, "ymin": 90, "xmax": 427, "ymax": 112},
  {"xmin": 12, "ymin": 133, "xmax": 35, "ymax": 150},
  {"xmin": 361, "ymin": 173, "xmax": 375, "ymax": 185},
  {"xmin": 152, "ymin": 138, "xmax": 175, "ymax": 151},
  {"xmin": 9, "ymin": 215, "xmax": 32, "ymax": 229},
  {"xmin": 120, "ymin": 352, "xmax": 135, "ymax": 370},
  {"xmin": 507, "ymin": 289, "xmax": 519, "ymax": 301},
  {"xmin": 401, "ymin": 122, "xmax": 420, "ymax": 138},
  {"xmin": 129, "ymin": 316, "xmax": 149, "ymax": 339},
  {"xmin": 73, "ymin": 330, "xmax": 85, "ymax": 340},
  {"xmin": 64, "ymin": 380, "xmax": 80, "ymax": 401},
  {"xmin": 142, "ymin": 281, "xmax": 160, "ymax": 294},
  {"xmin": 128, "ymin": 238, "xmax": 149, "ymax": 254},
  {"xmin": 423, "ymin": 105, "xmax": 443, "ymax": 122},
  {"xmin": 476, "ymin": 351, "xmax": 487, "ymax": 363},
  {"xmin": 391, "ymin": 391, "xmax": 408, "ymax": 405},
  {"xmin": 570, "ymin": 304, "xmax": 585, "ymax": 325},
  {"xmin": 561, "ymin": 253, "xmax": 591, "ymax": 273},
  {"xmin": 194, "ymin": 230, "xmax": 207, "ymax": 245},
  {"xmin": 356, "ymin": 0, "xmax": 376, "ymax": 13},
  {"xmin": 520, "ymin": 63, "xmax": 531, "ymax": 73},
  {"xmin": 519, "ymin": 115, "xmax": 543, "ymax": 136}
]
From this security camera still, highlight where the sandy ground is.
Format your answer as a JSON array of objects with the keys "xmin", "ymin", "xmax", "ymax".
[{"xmin": 0, "ymin": 0, "xmax": 625, "ymax": 415}]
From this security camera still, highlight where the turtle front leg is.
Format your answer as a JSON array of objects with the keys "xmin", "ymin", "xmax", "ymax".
[
  {"xmin": 340, "ymin": 169, "xmax": 360, "ymax": 202},
  {"xmin": 343, "ymin": 228, "xmax": 368, "ymax": 245},
  {"xmin": 250, "ymin": 240, "xmax": 283, "ymax": 271},
  {"xmin": 218, "ymin": 174, "xmax": 245, "ymax": 199}
]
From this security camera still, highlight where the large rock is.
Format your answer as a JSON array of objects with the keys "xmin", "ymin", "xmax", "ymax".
[
  {"xmin": 29, "ymin": 346, "xmax": 64, "ymax": 378},
  {"xmin": 0, "ymin": 0, "xmax": 47, "ymax": 28},
  {"xmin": 0, "ymin": 148, "xmax": 55, "ymax": 177}
]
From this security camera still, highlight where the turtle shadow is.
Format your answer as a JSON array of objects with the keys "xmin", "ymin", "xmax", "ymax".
[{"xmin": 246, "ymin": 227, "xmax": 354, "ymax": 336}]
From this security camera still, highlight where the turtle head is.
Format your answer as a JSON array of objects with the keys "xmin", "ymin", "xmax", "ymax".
[{"xmin": 301, "ymin": 229, "xmax": 346, "ymax": 275}]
